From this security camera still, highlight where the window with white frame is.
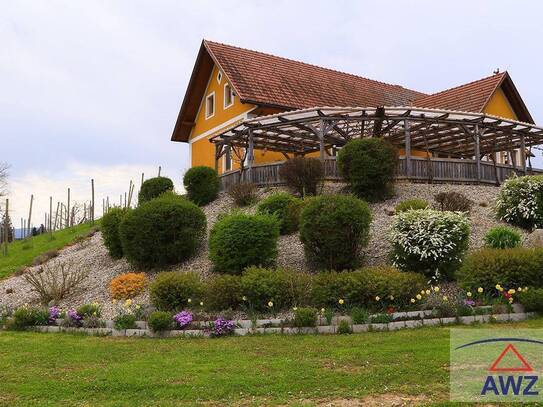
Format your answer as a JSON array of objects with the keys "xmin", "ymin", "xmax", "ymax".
[
  {"xmin": 205, "ymin": 92, "xmax": 215, "ymax": 119},
  {"xmin": 224, "ymin": 83, "xmax": 234, "ymax": 108},
  {"xmin": 217, "ymin": 71, "xmax": 222, "ymax": 84}
]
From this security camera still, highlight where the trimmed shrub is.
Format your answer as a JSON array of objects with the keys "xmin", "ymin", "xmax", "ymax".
[
  {"xmin": 183, "ymin": 166, "xmax": 220, "ymax": 206},
  {"xmin": 101, "ymin": 207, "xmax": 129, "ymax": 258},
  {"xmin": 148, "ymin": 311, "xmax": 173, "ymax": 332},
  {"xmin": 240, "ymin": 267, "xmax": 311, "ymax": 311},
  {"xmin": 8, "ymin": 307, "xmax": 48, "ymax": 330},
  {"xmin": 434, "ymin": 191, "xmax": 473, "ymax": 213},
  {"xmin": 204, "ymin": 274, "xmax": 243, "ymax": 311},
  {"xmin": 278, "ymin": 157, "xmax": 323, "ymax": 197},
  {"xmin": 138, "ymin": 177, "xmax": 174, "ymax": 204},
  {"xmin": 257, "ymin": 192, "xmax": 303, "ymax": 234},
  {"xmin": 518, "ymin": 288, "xmax": 543, "ymax": 313},
  {"xmin": 292, "ymin": 307, "xmax": 317, "ymax": 327},
  {"xmin": 311, "ymin": 266, "xmax": 425, "ymax": 309},
  {"xmin": 483, "ymin": 226, "xmax": 522, "ymax": 249},
  {"xmin": 209, "ymin": 213, "xmax": 279, "ymax": 274},
  {"xmin": 109, "ymin": 273, "xmax": 147, "ymax": 300},
  {"xmin": 113, "ymin": 314, "xmax": 137, "ymax": 330},
  {"xmin": 300, "ymin": 194, "xmax": 371, "ymax": 270},
  {"xmin": 337, "ymin": 138, "xmax": 398, "ymax": 202},
  {"xmin": 336, "ymin": 320, "xmax": 352, "ymax": 334},
  {"xmin": 119, "ymin": 193, "xmax": 206, "ymax": 268},
  {"xmin": 390, "ymin": 209, "xmax": 470, "ymax": 279},
  {"xmin": 456, "ymin": 248, "xmax": 543, "ymax": 290},
  {"xmin": 395, "ymin": 198, "xmax": 428, "ymax": 213},
  {"xmin": 149, "ymin": 272, "xmax": 204, "ymax": 312},
  {"xmin": 495, "ymin": 175, "xmax": 543, "ymax": 229},
  {"xmin": 76, "ymin": 303, "xmax": 101, "ymax": 318},
  {"xmin": 228, "ymin": 182, "xmax": 257, "ymax": 207}
]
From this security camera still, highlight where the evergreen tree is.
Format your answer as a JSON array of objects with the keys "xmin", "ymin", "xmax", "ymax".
[{"xmin": 0, "ymin": 211, "xmax": 14, "ymax": 243}]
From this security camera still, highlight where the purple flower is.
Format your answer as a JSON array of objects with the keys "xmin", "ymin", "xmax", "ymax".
[
  {"xmin": 173, "ymin": 310, "xmax": 193, "ymax": 329},
  {"xmin": 68, "ymin": 309, "xmax": 82, "ymax": 322},
  {"xmin": 464, "ymin": 299, "xmax": 475, "ymax": 307},
  {"xmin": 212, "ymin": 317, "xmax": 235, "ymax": 337},
  {"xmin": 48, "ymin": 306, "xmax": 60, "ymax": 324}
]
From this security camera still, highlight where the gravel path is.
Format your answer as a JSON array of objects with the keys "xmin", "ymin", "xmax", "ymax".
[{"xmin": 0, "ymin": 182, "xmax": 525, "ymax": 318}]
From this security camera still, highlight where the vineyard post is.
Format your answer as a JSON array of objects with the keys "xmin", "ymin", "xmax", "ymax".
[
  {"xmin": 3, "ymin": 199, "xmax": 8, "ymax": 255},
  {"xmin": 27, "ymin": 194, "xmax": 33, "ymax": 238},
  {"xmin": 67, "ymin": 188, "xmax": 71, "ymax": 228},
  {"xmin": 91, "ymin": 178, "xmax": 95, "ymax": 225},
  {"xmin": 49, "ymin": 197, "xmax": 53, "ymax": 239}
]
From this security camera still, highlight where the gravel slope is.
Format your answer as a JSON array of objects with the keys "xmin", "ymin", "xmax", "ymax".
[{"xmin": 0, "ymin": 182, "xmax": 525, "ymax": 318}]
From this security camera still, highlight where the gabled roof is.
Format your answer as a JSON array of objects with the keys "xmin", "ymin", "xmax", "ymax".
[
  {"xmin": 172, "ymin": 40, "xmax": 534, "ymax": 142},
  {"xmin": 413, "ymin": 72, "xmax": 533, "ymax": 123}
]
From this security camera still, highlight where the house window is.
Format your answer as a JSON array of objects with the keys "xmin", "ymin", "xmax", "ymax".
[
  {"xmin": 205, "ymin": 92, "xmax": 215, "ymax": 119},
  {"xmin": 224, "ymin": 83, "xmax": 234, "ymax": 108},
  {"xmin": 217, "ymin": 71, "xmax": 222, "ymax": 84}
]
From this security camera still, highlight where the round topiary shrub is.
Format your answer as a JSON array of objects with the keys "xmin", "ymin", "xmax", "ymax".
[
  {"xmin": 149, "ymin": 272, "xmax": 204, "ymax": 312},
  {"xmin": 395, "ymin": 198, "xmax": 429, "ymax": 213},
  {"xmin": 483, "ymin": 226, "xmax": 522, "ymax": 249},
  {"xmin": 390, "ymin": 209, "xmax": 470, "ymax": 279},
  {"xmin": 496, "ymin": 175, "xmax": 543, "ymax": 230},
  {"xmin": 337, "ymin": 138, "xmax": 398, "ymax": 202},
  {"xmin": 101, "ymin": 207, "xmax": 129, "ymax": 258},
  {"xmin": 209, "ymin": 213, "xmax": 279, "ymax": 275},
  {"xmin": 183, "ymin": 166, "xmax": 220, "ymax": 206},
  {"xmin": 138, "ymin": 177, "xmax": 174, "ymax": 204},
  {"xmin": 119, "ymin": 193, "xmax": 206, "ymax": 268},
  {"xmin": 278, "ymin": 157, "xmax": 324, "ymax": 197},
  {"xmin": 257, "ymin": 192, "xmax": 302, "ymax": 234},
  {"xmin": 299, "ymin": 194, "xmax": 372, "ymax": 270},
  {"xmin": 204, "ymin": 274, "xmax": 243, "ymax": 311},
  {"xmin": 148, "ymin": 311, "xmax": 173, "ymax": 332}
]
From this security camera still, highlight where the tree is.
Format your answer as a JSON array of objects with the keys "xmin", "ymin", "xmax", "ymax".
[
  {"xmin": 0, "ymin": 211, "xmax": 14, "ymax": 243},
  {"xmin": 0, "ymin": 162, "xmax": 8, "ymax": 198}
]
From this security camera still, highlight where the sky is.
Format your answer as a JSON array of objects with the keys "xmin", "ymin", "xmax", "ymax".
[{"xmin": 2, "ymin": 0, "xmax": 543, "ymax": 224}]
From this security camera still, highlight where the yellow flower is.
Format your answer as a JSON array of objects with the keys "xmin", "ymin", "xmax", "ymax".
[
  {"xmin": 268, "ymin": 301, "xmax": 274, "ymax": 307},
  {"xmin": 112, "ymin": 299, "xmax": 117, "ymax": 305},
  {"xmin": 135, "ymin": 304, "xmax": 141, "ymax": 310},
  {"xmin": 375, "ymin": 296, "xmax": 380, "ymax": 302},
  {"xmin": 187, "ymin": 298, "xmax": 192, "ymax": 303},
  {"xmin": 410, "ymin": 298, "xmax": 415, "ymax": 304},
  {"xmin": 443, "ymin": 295, "xmax": 448, "ymax": 301},
  {"xmin": 508, "ymin": 298, "xmax": 514, "ymax": 304},
  {"xmin": 124, "ymin": 299, "xmax": 133, "ymax": 307},
  {"xmin": 416, "ymin": 294, "xmax": 422, "ymax": 300},
  {"xmin": 524, "ymin": 287, "xmax": 529, "ymax": 292},
  {"xmin": 495, "ymin": 284, "xmax": 503, "ymax": 292},
  {"xmin": 338, "ymin": 298, "xmax": 345, "ymax": 305},
  {"xmin": 508, "ymin": 289, "xmax": 515, "ymax": 295},
  {"xmin": 420, "ymin": 290, "xmax": 425, "ymax": 295},
  {"xmin": 320, "ymin": 308, "xmax": 325, "ymax": 313},
  {"xmin": 389, "ymin": 295, "xmax": 394, "ymax": 300},
  {"xmin": 477, "ymin": 287, "xmax": 483, "ymax": 293},
  {"xmin": 242, "ymin": 296, "xmax": 247, "ymax": 301},
  {"xmin": 517, "ymin": 287, "xmax": 522, "ymax": 292},
  {"xmin": 425, "ymin": 290, "xmax": 430, "ymax": 295},
  {"xmin": 199, "ymin": 301, "xmax": 204, "ymax": 306},
  {"xmin": 433, "ymin": 286, "xmax": 440, "ymax": 293},
  {"xmin": 466, "ymin": 292, "xmax": 472, "ymax": 297},
  {"xmin": 293, "ymin": 307, "xmax": 298, "ymax": 311}
]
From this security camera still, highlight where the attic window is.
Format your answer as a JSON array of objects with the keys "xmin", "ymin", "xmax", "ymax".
[
  {"xmin": 217, "ymin": 71, "xmax": 222, "ymax": 84},
  {"xmin": 224, "ymin": 83, "xmax": 234, "ymax": 108},
  {"xmin": 205, "ymin": 92, "xmax": 215, "ymax": 119}
]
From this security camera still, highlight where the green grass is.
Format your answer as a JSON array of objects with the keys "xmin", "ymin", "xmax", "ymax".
[
  {"xmin": 1, "ymin": 318, "xmax": 543, "ymax": 406},
  {"xmin": 0, "ymin": 222, "xmax": 97, "ymax": 279}
]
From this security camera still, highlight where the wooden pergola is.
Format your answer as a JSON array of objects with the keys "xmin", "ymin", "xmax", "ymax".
[{"xmin": 210, "ymin": 106, "xmax": 543, "ymax": 185}]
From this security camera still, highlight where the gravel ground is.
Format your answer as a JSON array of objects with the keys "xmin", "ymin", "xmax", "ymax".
[{"xmin": 0, "ymin": 182, "xmax": 528, "ymax": 318}]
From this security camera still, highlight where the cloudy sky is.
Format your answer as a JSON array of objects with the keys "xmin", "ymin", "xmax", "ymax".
[{"xmin": 2, "ymin": 0, "xmax": 543, "ymax": 224}]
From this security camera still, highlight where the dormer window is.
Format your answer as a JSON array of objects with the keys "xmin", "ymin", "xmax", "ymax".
[
  {"xmin": 217, "ymin": 71, "xmax": 222, "ymax": 84},
  {"xmin": 224, "ymin": 83, "xmax": 234, "ymax": 108},
  {"xmin": 205, "ymin": 92, "xmax": 215, "ymax": 119}
]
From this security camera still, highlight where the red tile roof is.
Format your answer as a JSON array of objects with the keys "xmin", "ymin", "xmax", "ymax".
[
  {"xmin": 412, "ymin": 72, "xmax": 506, "ymax": 112},
  {"xmin": 204, "ymin": 40, "xmax": 424, "ymax": 109}
]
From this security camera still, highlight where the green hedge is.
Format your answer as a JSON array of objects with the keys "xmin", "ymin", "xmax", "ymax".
[
  {"xmin": 209, "ymin": 213, "xmax": 279, "ymax": 274},
  {"xmin": 204, "ymin": 274, "xmax": 243, "ymax": 311},
  {"xmin": 149, "ymin": 272, "xmax": 204, "ymax": 312},
  {"xmin": 101, "ymin": 207, "xmax": 129, "ymax": 258},
  {"xmin": 257, "ymin": 192, "xmax": 302, "ymax": 234},
  {"xmin": 183, "ymin": 166, "xmax": 220, "ymax": 206},
  {"xmin": 456, "ymin": 248, "xmax": 543, "ymax": 290},
  {"xmin": 300, "ymin": 194, "xmax": 371, "ymax": 271},
  {"xmin": 138, "ymin": 177, "xmax": 174, "ymax": 204},
  {"xmin": 119, "ymin": 193, "xmax": 206, "ymax": 268}
]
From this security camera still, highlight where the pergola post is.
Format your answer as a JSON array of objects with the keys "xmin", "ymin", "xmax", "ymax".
[
  {"xmin": 318, "ymin": 119, "xmax": 325, "ymax": 161},
  {"xmin": 247, "ymin": 129, "xmax": 254, "ymax": 182},
  {"xmin": 404, "ymin": 119, "xmax": 411, "ymax": 179},
  {"xmin": 474, "ymin": 125, "xmax": 481, "ymax": 184},
  {"xmin": 520, "ymin": 134, "xmax": 527, "ymax": 174},
  {"xmin": 214, "ymin": 144, "xmax": 220, "ymax": 173}
]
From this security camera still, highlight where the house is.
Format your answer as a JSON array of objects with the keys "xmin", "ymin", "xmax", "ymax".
[{"xmin": 171, "ymin": 40, "xmax": 536, "ymax": 175}]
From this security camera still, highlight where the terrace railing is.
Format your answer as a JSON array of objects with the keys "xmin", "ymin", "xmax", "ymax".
[{"xmin": 219, "ymin": 157, "xmax": 543, "ymax": 190}]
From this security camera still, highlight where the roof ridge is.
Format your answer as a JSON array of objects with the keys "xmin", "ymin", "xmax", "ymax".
[
  {"xmin": 418, "ymin": 71, "xmax": 507, "ymax": 99},
  {"xmin": 203, "ymin": 39, "xmax": 425, "ymax": 96}
]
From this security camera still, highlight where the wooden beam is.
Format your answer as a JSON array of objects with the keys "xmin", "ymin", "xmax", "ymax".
[{"xmin": 405, "ymin": 119, "xmax": 411, "ymax": 179}]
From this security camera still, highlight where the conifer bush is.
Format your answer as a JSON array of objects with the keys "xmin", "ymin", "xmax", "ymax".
[
  {"xmin": 138, "ymin": 177, "xmax": 174, "ymax": 204},
  {"xmin": 101, "ymin": 207, "xmax": 129, "ymax": 258},
  {"xmin": 183, "ymin": 166, "xmax": 220, "ymax": 206},
  {"xmin": 299, "ymin": 194, "xmax": 371, "ymax": 270}
]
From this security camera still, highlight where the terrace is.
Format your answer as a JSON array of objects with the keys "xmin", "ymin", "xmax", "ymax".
[{"xmin": 210, "ymin": 106, "xmax": 543, "ymax": 190}]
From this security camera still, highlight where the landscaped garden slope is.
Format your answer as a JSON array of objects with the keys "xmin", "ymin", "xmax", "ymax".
[
  {"xmin": 1, "ymin": 318, "xmax": 542, "ymax": 406},
  {"xmin": 0, "ymin": 182, "xmax": 521, "ymax": 319}
]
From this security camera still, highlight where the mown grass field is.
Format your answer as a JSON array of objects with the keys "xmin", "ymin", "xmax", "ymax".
[
  {"xmin": 1, "ymin": 318, "xmax": 542, "ymax": 406},
  {"xmin": 0, "ymin": 222, "xmax": 97, "ymax": 280}
]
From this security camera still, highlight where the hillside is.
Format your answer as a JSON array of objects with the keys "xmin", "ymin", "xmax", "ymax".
[{"xmin": 0, "ymin": 182, "xmax": 524, "ymax": 318}]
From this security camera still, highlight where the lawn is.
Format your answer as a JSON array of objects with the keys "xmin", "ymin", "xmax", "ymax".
[
  {"xmin": 0, "ymin": 222, "xmax": 97, "ymax": 279},
  {"xmin": 2, "ymin": 318, "xmax": 543, "ymax": 406}
]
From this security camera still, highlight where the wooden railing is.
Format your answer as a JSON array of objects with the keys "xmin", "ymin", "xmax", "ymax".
[{"xmin": 219, "ymin": 157, "xmax": 543, "ymax": 190}]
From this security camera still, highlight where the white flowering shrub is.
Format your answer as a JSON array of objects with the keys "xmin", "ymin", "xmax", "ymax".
[
  {"xmin": 495, "ymin": 175, "xmax": 543, "ymax": 230},
  {"xmin": 389, "ymin": 209, "xmax": 470, "ymax": 279}
]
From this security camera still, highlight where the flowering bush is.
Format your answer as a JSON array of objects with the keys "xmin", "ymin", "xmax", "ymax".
[
  {"xmin": 7, "ymin": 306, "xmax": 48, "ymax": 330},
  {"xmin": 390, "ymin": 209, "xmax": 470, "ymax": 279},
  {"xmin": 495, "ymin": 175, "xmax": 543, "ymax": 230},
  {"xmin": 211, "ymin": 317, "xmax": 235, "ymax": 337},
  {"xmin": 48, "ymin": 306, "xmax": 60, "ymax": 324},
  {"xmin": 173, "ymin": 311, "xmax": 193, "ymax": 329},
  {"xmin": 109, "ymin": 273, "xmax": 147, "ymax": 300}
]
